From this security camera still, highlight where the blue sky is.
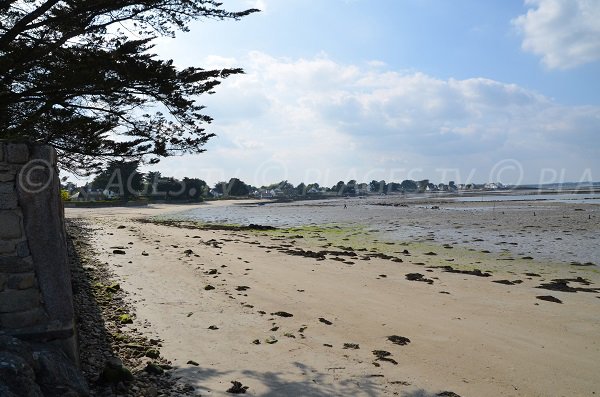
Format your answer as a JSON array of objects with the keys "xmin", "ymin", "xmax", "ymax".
[{"xmin": 146, "ymin": 0, "xmax": 600, "ymax": 186}]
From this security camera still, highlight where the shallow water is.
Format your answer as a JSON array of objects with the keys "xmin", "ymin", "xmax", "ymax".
[{"xmin": 450, "ymin": 193, "xmax": 600, "ymax": 204}]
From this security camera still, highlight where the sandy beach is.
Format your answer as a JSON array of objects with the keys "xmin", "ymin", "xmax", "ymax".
[{"xmin": 66, "ymin": 198, "xmax": 600, "ymax": 397}]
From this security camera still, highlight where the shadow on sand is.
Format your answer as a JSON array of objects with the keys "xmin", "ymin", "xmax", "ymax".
[{"xmin": 173, "ymin": 361, "xmax": 384, "ymax": 396}]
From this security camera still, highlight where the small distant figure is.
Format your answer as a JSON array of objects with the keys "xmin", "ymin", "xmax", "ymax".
[{"xmin": 344, "ymin": 203, "xmax": 347, "ymax": 209}]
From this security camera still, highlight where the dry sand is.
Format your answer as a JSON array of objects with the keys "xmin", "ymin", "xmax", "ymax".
[{"xmin": 66, "ymin": 200, "xmax": 600, "ymax": 397}]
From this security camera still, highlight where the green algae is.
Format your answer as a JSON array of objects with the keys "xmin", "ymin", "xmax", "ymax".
[{"xmin": 141, "ymin": 218, "xmax": 599, "ymax": 279}]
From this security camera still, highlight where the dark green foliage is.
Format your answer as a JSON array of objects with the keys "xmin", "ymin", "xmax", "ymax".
[
  {"xmin": 144, "ymin": 172, "xmax": 207, "ymax": 200},
  {"xmin": 214, "ymin": 177, "xmax": 249, "ymax": 197},
  {"xmin": 0, "ymin": 1, "xmax": 258, "ymax": 174},
  {"xmin": 333, "ymin": 180, "xmax": 346, "ymax": 194},
  {"xmin": 295, "ymin": 182, "xmax": 306, "ymax": 196},
  {"xmin": 369, "ymin": 180, "xmax": 386, "ymax": 193},
  {"xmin": 417, "ymin": 179, "xmax": 430, "ymax": 192},
  {"xmin": 400, "ymin": 179, "xmax": 418, "ymax": 191},
  {"xmin": 91, "ymin": 160, "xmax": 144, "ymax": 200}
]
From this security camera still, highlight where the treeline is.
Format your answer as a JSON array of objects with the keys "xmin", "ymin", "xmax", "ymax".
[
  {"xmin": 64, "ymin": 161, "xmax": 210, "ymax": 202},
  {"xmin": 63, "ymin": 161, "xmax": 471, "ymax": 202}
]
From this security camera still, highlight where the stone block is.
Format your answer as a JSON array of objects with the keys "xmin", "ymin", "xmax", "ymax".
[
  {"xmin": 16, "ymin": 241, "xmax": 30, "ymax": 258},
  {"xmin": 0, "ymin": 256, "xmax": 34, "ymax": 273},
  {"xmin": 0, "ymin": 211, "xmax": 22, "ymax": 239},
  {"xmin": 0, "ymin": 307, "xmax": 47, "ymax": 329},
  {"xmin": 0, "ymin": 164, "xmax": 18, "ymax": 183},
  {"xmin": 7, "ymin": 273, "xmax": 37, "ymax": 290},
  {"xmin": 6, "ymin": 144, "xmax": 29, "ymax": 164},
  {"xmin": 0, "ymin": 172, "xmax": 17, "ymax": 183},
  {"xmin": 0, "ymin": 163, "xmax": 22, "ymax": 183},
  {"xmin": 31, "ymin": 145, "xmax": 57, "ymax": 166},
  {"xmin": 0, "ymin": 183, "xmax": 14, "ymax": 193},
  {"xmin": 0, "ymin": 288, "xmax": 41, "ymax": 313},
  {"xmin": 0, "ymin": 240, "xmax": 16, "ymax": 254},
  {"xmin": 0, "ymin": 192, "xmax": 18, "ymax": 209}
]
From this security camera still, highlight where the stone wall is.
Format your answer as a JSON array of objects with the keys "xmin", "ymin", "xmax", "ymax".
[{"xmin": 0, "ymin": 141, "xmax": 76, "ymax": 363}]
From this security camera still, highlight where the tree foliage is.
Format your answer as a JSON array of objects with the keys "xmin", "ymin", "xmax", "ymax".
[
  {"xmin": 0, "ymin": 0, "xmax": 258, "ymax": 174},
  {"xmin": 400, "ymin": 179, "xmax": 418, "ymax": 192},
  {"xmin": 91, "ymin": 160, "xmax": 144, "ymax": 200},
  {"xmin": 151, "ymin": 176, "xmax": 207, "ymax": 200},
  {"xmin": 214, "ymin": 177, "xmax": 249, "ymax": 197}
]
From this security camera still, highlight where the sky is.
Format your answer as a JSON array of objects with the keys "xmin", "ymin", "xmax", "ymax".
[{"xmin": 144, "ymin": 0, "xmax": 600, "ymax": 187}]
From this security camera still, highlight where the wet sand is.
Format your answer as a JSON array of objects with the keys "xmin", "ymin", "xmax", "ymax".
[{"xmin": 66, "ymin": 199, "xmax": 600, "ymax": 396}]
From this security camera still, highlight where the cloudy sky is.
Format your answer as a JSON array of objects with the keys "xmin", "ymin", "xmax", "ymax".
[{"xmin": 150, "ymin": 0, "xmax": 599, "ymax": 187}]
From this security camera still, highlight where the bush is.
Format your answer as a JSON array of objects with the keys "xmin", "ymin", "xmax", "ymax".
[{"xmin": 60, "ymin": 190, "xmax": 70, "ymax": 201}]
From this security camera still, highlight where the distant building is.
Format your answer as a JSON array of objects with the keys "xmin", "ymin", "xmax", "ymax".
[
  {"xmin": 484, "ymin": 182, "xmax": 506, "ymax": 190},
  {"xmin": 209, "ymin": 189, "xmax": 223, "ymax": 198}
]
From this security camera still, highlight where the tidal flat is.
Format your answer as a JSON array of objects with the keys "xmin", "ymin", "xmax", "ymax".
[{"xmin": 66, "ymin": 195, "xmax": 600, "ymax": 396}]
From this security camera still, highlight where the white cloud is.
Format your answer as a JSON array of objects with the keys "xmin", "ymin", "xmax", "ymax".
[
  {"xmin": 156, "ymin": 52, "xmax": 599, "ymax": 186},
  {"xmin": 512, "ymin": 0, "xmax": 600, "ymax": 69}
]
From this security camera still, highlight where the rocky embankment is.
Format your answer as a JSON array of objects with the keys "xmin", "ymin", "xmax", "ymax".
[
  {"xmin": 69, "ymin": 218, "xmax": 199, "ymax": 396},
  {"xmin": 0, "ymin": 334, "xmax": 88, "ymax": 396},
  {"xmin": 1, "ymin": 219, "xmax": 197, "ymax": 397}
]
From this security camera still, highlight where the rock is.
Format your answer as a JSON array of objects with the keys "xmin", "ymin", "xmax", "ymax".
[
  {"xmin": 265, "ymin": 336, "xmax": 278, "ymax": 344},
  {"xmin": 536, "ymin": 295, "xmax": 563, "ymax": 304},
  {"xmin": 343, "ymin": 343, "xmax": 359, "ymax": 349},
  {"xmin": 0, "ymin": 351, "xmax": 43, "ymax": 397},
  {"xmin": 100, "ymin": 357, "xmax": 133, "ymax": 384},
  {"xmin": 318, "ymin": 317, "xmax": 333, "ymax": 325},
  {"xmin": 118, "ymin": 314, "xmax": 133, "ymax": 324},
  {"xmin": 187, "ymin": 360, "xmax": 199, "ymax": 366},
  {"xmin": 144, "ymin": 363, "xmax": 164, "ymax": 375},
  {"xmin": 387, "ymin": 335, "xmax": 411, "ymax": 346},
  {"xmin": 247, "ymin": 224, "xmax": 276, "ymax": 230},
  {"xmin": 33, "ymin": 346, "xmax": 90, "ymax": 397},
  {"xmin": 105, "ymin": 283, "xmax": 120, "ymax": 292},
  {"xmin": 270, "ymin": 311, "xmax": 293, "ymax": 317},
  {"xmin": 493, "ymin": 279, "xmax": 519, "ymax": 285},
  {"xmin": 226, "ymin": 380, "xmax": 249, "ymax": 394},
  {"xmin": 0, "ymin": 335, "xmax": 89, "ymax": 397},
  {"xmin": 113, "ymin": 249, "xmax": 126, "ymax": 254},
  {"xmin": 405, "ymin": 273, "xmax": 433, "ymax": 284},
  {"xmin": 372, "ymin": 350, "xmax": 398, "ymax": 365},
  {"xmin": 536, "ymin": 277, "xmax": 598, "ymax": 293},
  {"xmin": 204, "ymin": 285, "xmax": 215, "ymax": 291},
  {"xmin": 145, "ymin": 349, "xmax": 160, "ymax": 359}
]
